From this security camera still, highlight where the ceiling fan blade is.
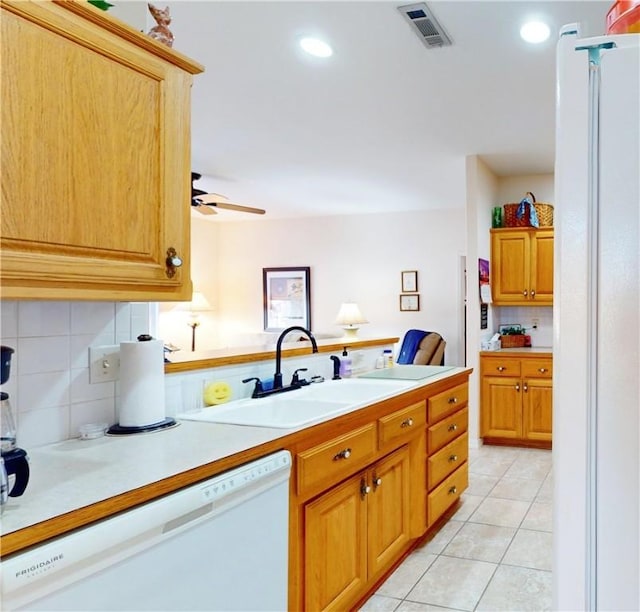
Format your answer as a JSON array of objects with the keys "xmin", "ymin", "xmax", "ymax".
[
  {"xmin": 195, "ymin": 192, "xmax": 230, "ymax": 204},
  {"xmin": 192, "ymin": 202, "xmax": 217, "ymax": 215},
  {"xmin": 209, "ymin": 201, "xmax": 266, "ymax": 215}
]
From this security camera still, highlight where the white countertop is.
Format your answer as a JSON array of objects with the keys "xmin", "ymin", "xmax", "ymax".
[
  {"xmin": 481, "ymin": 346, "xmax": 553, "ymax": 354},
  {"xmin": 1, "ymin": 367, "xmax": 468, "ymax": 539}
]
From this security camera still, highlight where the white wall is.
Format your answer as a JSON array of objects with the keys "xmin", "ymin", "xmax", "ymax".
[{"xmin": 161, "ymin": 209, "xmax": 468, "ymax": 367}]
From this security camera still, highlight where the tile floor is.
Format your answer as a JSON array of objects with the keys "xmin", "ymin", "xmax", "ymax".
[{"xmin": 361, "ymin": 445, "xmax": 553, "ymax": 612}]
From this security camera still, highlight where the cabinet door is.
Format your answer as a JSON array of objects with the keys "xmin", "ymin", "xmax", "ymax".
[
  {"xmin": 491, "ymin": 231, "xmax": 529, "ymax": 303},
  {"xmin": 368, "ymin": 447, "xmax": 411, "ymax": 578},
  {"xmin": 531, "ymin": 231, "xmax": 554, "ymax": 304},
  {"xmin": 481, "ymin": 376, "xmax": 522, "ymax": 438},
  {"xmin": 0, "ymin": 2, "xmax": 199, "ymax": 300},
  {"xmin": 305, "ymin": 474, "xmax": 368, "ymax": 612},
  {"xmin": 522, "ymin": 378, "xmax": 553, "ymax": 442}
]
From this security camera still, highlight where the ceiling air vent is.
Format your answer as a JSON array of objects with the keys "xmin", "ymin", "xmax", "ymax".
[{"xmin": 397, "ymin": 3, "xmax": 452, "ymax": 49}]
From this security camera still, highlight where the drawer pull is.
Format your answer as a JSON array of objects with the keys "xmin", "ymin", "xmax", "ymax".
[
  {"xmin": 333, "ymin": 448, "xmax": 352, "ymax": 461},
  {"xmin": 523, "ymin": 289, "xmax": 528, "ymax": 297},
  {"xmin": 447, "ymin": 423, "xmax": 458, "ymax": 432},
  {"xmin": 447, "ymin": 397, "xmax": 458, "ymax": 404},
  {"xmin": 373, "ymin": 476, "xmax": 382, "ymax": 489},
  {"xmin": 400, "ymin": 418, "xmax": 414, "ymax": 428},
  {"xmin": 448, "ymin": 486, "xmax": 457, "ymax": 495},
  {"xmin": 531, "ymin": 289, "xmax": 536, "ymax": 298},
  {"xmin": 523, "ymin": 383, "xmax": 528, "ymax": 392},
  {"xmin": 448, "ymin": 454, "xmax": 458, "ymax": 463},
  {"xmin": 538, "ymin": 367, "xmax": 547, "ymax": 373},
  {"xmin": 497, "ymin": 366, "xmax": 506, "ymax": 372},
  {"xmin": 515, "ymin": 384, "xmax": 520, "ymax": 392},
  {"xmin": 360, "ymin": 479, "xmax": 371, "ymax": 499}
]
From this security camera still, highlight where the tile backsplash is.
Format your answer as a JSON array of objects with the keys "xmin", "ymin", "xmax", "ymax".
[
  {"xmin": 1, "ymin": 300, "xmax": 390, "ymax": 450},
  {"xmin": 0, "ymin": 301, "xmax": 154, "ymax": 449}
]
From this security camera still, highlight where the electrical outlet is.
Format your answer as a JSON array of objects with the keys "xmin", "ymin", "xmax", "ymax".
[{"xmin": 89, "ymin": 345, "xmax": 120, "ymax": 383}]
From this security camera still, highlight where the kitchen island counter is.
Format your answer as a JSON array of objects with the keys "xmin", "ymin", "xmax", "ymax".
[{"xmin": 1, "ymin": 366, "xmax": 471, "ymax": 557}]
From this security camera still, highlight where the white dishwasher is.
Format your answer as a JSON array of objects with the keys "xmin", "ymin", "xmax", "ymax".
[{"xmin": 1, "ymin": 450, "xmax": 291, "ymax": 612}]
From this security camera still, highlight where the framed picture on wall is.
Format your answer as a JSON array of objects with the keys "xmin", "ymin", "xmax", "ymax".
[
  {"xmin": 263, "ymin": 267, "xmax": 311, "ymax": 331},
  {"xmin": 401, "ymin": 270, "xmax": 418, "ymax": 292},
  {"xmin": 399, "ymin": 294, "xmax": 420, "ymax": 311}
]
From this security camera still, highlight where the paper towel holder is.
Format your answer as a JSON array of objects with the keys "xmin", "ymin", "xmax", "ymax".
[{"xmin": 106, "ymin": 335, "xmax": 179, "ymax": 436}]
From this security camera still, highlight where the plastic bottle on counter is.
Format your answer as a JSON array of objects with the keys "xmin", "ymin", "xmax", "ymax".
[
  {"xmin": 375, "ymin": 353, "xmax": 385, "ymax": 369},
  {"xmin": 339, "ymin": 347, "xmax": 352, "ymax": 378},
  {"xmin": 383, "ymin": 349, "xmax": 394, "ymax": 368}
]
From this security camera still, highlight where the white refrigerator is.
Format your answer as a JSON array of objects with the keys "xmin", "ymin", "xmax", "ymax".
[{"xmin": 554, "ymin": 25, "xmax": 639, "ymax": 611}]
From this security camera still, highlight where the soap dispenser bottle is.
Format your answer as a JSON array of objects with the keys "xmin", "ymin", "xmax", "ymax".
[{"xmin": 340, "ymin": 347, "xmax": 352, "ymax": 378}]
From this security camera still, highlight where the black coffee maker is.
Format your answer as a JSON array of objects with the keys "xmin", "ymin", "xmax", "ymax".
[{"xmin": 1, "ymin": 346, "xmax": 30, "ymax": 502}]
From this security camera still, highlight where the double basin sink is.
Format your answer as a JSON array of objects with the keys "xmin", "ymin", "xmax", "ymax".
[{"xmin": 179, "ymin": 378, "xmax": 416, "ymax": 429}]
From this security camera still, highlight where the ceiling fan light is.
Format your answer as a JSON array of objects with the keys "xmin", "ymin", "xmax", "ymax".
[
  {"xmin": 300, "ymin": 37, "xmax": 333, "ymax": 58},
  {"xmin": 520, "ymin": 21, "xmax": 550, "ymax": 44}
]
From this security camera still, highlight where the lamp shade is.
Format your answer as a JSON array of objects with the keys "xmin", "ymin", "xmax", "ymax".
[{"xmin": 335, "ymin": 303, "xmax": 368, "ymax": 337}]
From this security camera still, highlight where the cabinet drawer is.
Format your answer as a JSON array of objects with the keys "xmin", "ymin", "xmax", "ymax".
[
  {"xmin": 428, "ymin": 383, "xmax": 468, "ymax": 424},
  {"xmin": 428, "ymin": 433, "xmax": 468, "ymax": 490},
  {"xmin": 428, "ymin": 462, "xmax": 468, "ymax": 527},
  {"xmin": 428, "ymin": 407, "xmax": 468, "ymax": 453},
  {"xmin": 297, "ymin": 423, "xmax": 377, "ymax": 494},
  {"xmin": 521, "ymin": 358, "xmax": 553, "ymax": 379},
  {"xmin": 378, "ymin": 401, "xmax": 426, "ymax": 447},
  {"xmin": 481, "ymin": 358, "xmax": 522, "ymax": 378}
]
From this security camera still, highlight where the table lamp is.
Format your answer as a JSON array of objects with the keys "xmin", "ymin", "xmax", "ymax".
[{"xmin": 335, "ymin": 303, "xmax": 368, "ymax": 338}]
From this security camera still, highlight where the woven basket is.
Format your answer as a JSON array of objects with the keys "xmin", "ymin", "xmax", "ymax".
[
  {"xmin": 534, "ymin": 202, "xmax": 554, "ymax": 226},
  {"xmin": 504, "ymin": 203, "xmax": 531, "ymax": 227},
  {"xmin": 500, "ymin": 334, "xmax": 526, "ymax": 348},
  {"xmin": 503, "ymin": 192, "xmax": 554, "ymax": 228}
]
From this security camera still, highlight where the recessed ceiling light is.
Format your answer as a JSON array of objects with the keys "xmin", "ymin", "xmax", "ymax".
[
  {"xmin": 520, "ymin": 21, "xmax": 551, "ymax": 44},
  {"xmin": 300, "ymin": 37, "xmax": 333, "ymax": 58}
]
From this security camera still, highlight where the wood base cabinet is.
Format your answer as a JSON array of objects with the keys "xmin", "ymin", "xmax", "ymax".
[
  {"xmin": 304, "ymin": 447, "xmax": 410, "ymax": 612},
  {"xmin": 0, "ymin": 0, "xmax": 203, "ymax": 300},
  {"xmin": 490, "ymin": 228, "xmax": 554, "ymax": 306},
  {"xmin": 481, "ymin": 354, "xmax": 553, "ymax": 446}
]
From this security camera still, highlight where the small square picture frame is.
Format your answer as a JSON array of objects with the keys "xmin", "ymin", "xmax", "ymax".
[
  {"xmin": 399, "ymin": 294, "xmax": 420, "ymax": 311},
  {"xmin": 401, "ymin": 270, "xmax": 418, "ymax": 292}
]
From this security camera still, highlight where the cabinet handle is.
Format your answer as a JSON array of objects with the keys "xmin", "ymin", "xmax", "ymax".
[
  {"xmin": 373, "ymin": 476, "xmax": 382, "ymax": 489},
  {"xmin": 497, "ymin": 366, "xmax": 506, "ymax": 372},
  {"xmin": 360, "ymin": 479, "xmax": 371, "ymax": 499},
  {"xmin": 448, "ymin": 486, "xmax": 457, "ymax": 495},
  {"xmin": 515, "ymin": 384, "xmax": 520, "ymax": 392},
  {"xmin": 165, "ymin": 247, "xmax": 183, "ymax": 278},
  {"xmin": 447, "ymin": 423, "xmax": 458, "ymax": 432},
  {"xmin": 448, "ymin": 454, "xmax": 458, "ymax": 463},
  {"xmin": 531, "ymin": 289, "xmax": 536, "ymax": 298},
  {"xmin": 523, "ymin": 383, "xmax": 529, "ymax": 392},
  {"xmin": 400, "ymin": 418, "xmax": 414, "ymax": 428},
  {"xmin": 448, "ymin": 397, "xmax": 458, "ymax": 404},
  {"xmin": 538, "ymin": 367, "xmax": 547, "ymax": 373},
  {"xmin": 333, "ymin": 448, "xmax": 351, "ymax": 461},
  {"xmin": 523, "ymin": 289, "xmax": 528, "ymax": 297}
]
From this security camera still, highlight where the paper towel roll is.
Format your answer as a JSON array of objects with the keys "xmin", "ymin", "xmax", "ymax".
[{"xmin": 118, "ymin": 338, "xmax": 166, "ymax": 427}]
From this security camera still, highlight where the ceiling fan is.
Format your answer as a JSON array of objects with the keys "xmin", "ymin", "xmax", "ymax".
[{"xmin": 191, "ymin": 172, "xmax": 265, "ymax": 216}]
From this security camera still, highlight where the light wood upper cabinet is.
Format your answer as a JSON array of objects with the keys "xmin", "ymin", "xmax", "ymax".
[
  {"xmin": 0, "ymin": 0, "xmax": 204, "ymax": 300},
  {"xmin": 491, "ymin": 229, "xmax": 554, "ymax": 305}
]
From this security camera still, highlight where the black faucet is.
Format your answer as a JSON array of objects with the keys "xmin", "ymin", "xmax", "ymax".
[
  {"xmin": 330, "ymin": 355, "xmax": 341, "ymax": 380},
  {"xmin": 274, "ymin": 326, "xmax": 318, "ymax": 389}
]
